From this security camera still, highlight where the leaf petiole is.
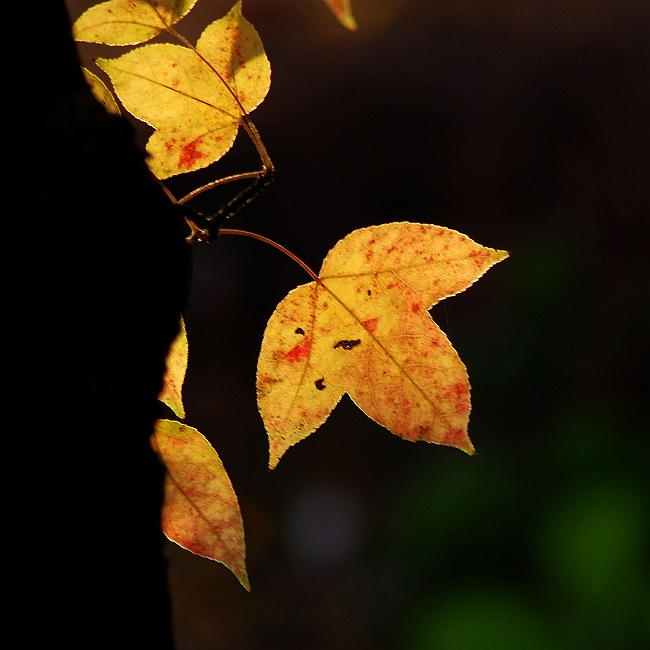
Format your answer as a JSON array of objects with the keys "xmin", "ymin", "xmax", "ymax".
[
  {"xmin": 178, "ymin": 170, "xmax": 266, "ymax": 206},
  {"xmin": 219, "ymin": 229, "xmax": 320, "ymax": 282}
]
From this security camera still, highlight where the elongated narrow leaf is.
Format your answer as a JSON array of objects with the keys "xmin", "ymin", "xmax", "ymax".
[
  {"xmin": 73, "ymin": 0, "xmax": 198, "ymax": 45},
  {"xmin": 153, "ymin": 420, "xmax": 249, "ymax": 589},
  {"xmin": 82, "ymin": 67, "xmax": 121, "ymax": 115},
  {"xmin": 158, "ymin": 316, "xmax": 188, "ymax": 418},
  {"xmin": 257, "ymin": 223, "xmax": 508, "ymax": 469},
  {"xmin": 96, "ymin": 1, "xmax": 270, "ymax": 178}
]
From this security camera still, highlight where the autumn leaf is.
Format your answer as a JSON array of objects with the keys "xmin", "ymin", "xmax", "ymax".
[
  {"xmin": 152, "ymin": 420, "xmax": 249, "ymax": 589},
  {"xmin": 95, "ymin": 1, "xmax": 271, "ymax": 179},
  {"xmin": 73, "ymin": 0, "xmax": 198, "ymax": 46},
  {"xmin": 321, "ymin": 0, "xmax": 357, "ymax": 31},
  {"xmin": 82, "ymin": 67, "xmax": 122, "ymax": 115},
  {"xmin": 257, "ymin": 223, "xmax": 508, "ymax": 469},
  {"xmin": 159, "ymin": 316, "xmax": 188, "ymax": 418}
]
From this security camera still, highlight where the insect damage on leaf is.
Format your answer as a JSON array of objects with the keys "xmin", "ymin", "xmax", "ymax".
[
  {"xmin": 334, "ymin": 339, "xmax": 361, "ymax": 350},
  {"xmin": 257, "ymin": 222, "xmax": 508, "ymax": 469}
]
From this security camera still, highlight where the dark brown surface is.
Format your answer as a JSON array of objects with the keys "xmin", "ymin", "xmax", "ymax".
[{"xmin": 12, "ymin": 2, "xmax": 190, "ymax": 645}]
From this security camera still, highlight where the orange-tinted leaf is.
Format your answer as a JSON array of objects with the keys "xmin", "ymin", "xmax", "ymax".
[
  {"xmin": 158, "ymin": 316, "xmax": 187, "ymax": 418},
  {"xmin": 257, "ymin": 223, "xmax": 508, "ymax": 469},
  {"xmin": 73, "ymin": 0, "xmax": 198, "ymax": 45},
  {"xmin": 152, "ymin": 420, "xmax": 249, "ymax": 589},
  {"xmin": 321, "ymin": 0, "xmax": 357, "ymax": 31},
  {"xmin": 95, "ymin": 1, "xmax": 270, "ymax": 178}
]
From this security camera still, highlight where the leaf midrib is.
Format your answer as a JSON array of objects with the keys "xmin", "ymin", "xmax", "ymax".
[
  {"xmin": 107, "ymin": 62, "xmax": 240, "ymax": 122},
  {"xmin": 317, "ymin": 277, "xmax": 451, "ymax": 427}
]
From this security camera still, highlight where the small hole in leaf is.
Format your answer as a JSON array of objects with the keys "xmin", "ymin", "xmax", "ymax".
[
  {"xmin": 315, "ymin": 378, "xmax": 326, "ymax": 390},
  {"xmin": 334, "ymin": 339, "xmax": 361, "ymax": 351},
  {"xmin": 295, "ymin": 327, "xmax": 305, "ymax": 335}
]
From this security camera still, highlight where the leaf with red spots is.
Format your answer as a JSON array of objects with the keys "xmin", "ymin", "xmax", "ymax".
[
  {"xmin": 95, "ymin": 1, "xmax": 270, "ymax": 178},
  {"xmin": 257, "ymin": 223, "xmax": 508, "ymax": 469},
  {"xmin": 321, "ymin": 0, "xmax": 357, "ymax": 31},
  {"xmin": 158, "ymin": 316, "xmax": 188, "ymax": 419},
  {"xmin": 73, "ymin": 0, "xmax": 198, "ymax": 46},
  {"xmin": 152, "ymin": 420, "xmax": 249, "ymax": 590}
]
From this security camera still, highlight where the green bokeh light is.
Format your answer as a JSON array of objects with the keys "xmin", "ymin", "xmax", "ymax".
[{"xmin": 405, "ymin": 585, "xmax": 558, "ymax": 650}]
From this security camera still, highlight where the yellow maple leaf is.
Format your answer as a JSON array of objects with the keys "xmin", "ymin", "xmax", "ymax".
[
  {"xmin": 95, "ymin": 1, "xmax": 270, "ymax": 179},
  {"xmin": 158, "ymin": 316, "xmax": 188, "ymax": 419},
  {"xmin": 257, "ymin": 223, "xmax": 508, "ymax": 469},
  {"xmin": 73, "ymin": 0, "xmax": 198, "ymax": 46},
  {"xmin": 152, "ymin": 420, "xmax": 249, "ymax": 590}
]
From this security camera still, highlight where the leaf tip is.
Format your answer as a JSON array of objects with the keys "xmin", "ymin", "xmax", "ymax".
[
  {"xmin": 439, "ymin": 427, "xmax": 475, "ymax": 456},
  {"xmin": 268, "ymin": 435, "xmax": 295, "ymax": 470},
  {"xmin": 239, "ymin": 570, "xmax": 251, "ymax": 592},
  {"xmin": 482, "ymin": 247, "xmax": 509, "ymax": 272},
  {"xmin": 170, "ymin": 400, "xmax": 186, "ymax": 420},
  {"xmin": 268, "ymin": 449, "xmax": 282, "ymax": 471},
  {"xmin": 340, "ymin": 15, "xmax": 358, "ymax": 31},
  {"xmin": 463, "ymin": 439, "xmax": 476, "ymax": 456},
  {"xmin": 322, "ymin": 0, "xmax": 357, "ymax": 31},
  {"xmin": 94, "ymin": 57, "xmax": 109, "ymax": 73}
]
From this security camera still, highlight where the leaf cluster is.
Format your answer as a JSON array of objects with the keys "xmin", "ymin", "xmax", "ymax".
[{"xmin": 73, "ymin": 0, "xmax": 506, "ymax": 590}]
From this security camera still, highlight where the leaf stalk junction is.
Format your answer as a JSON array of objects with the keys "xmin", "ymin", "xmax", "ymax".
[{"xmin": 144, "ymin": 26, "xmax": 315, "ymax": 281}]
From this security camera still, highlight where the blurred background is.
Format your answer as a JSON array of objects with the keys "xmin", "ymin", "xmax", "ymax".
[{"xmin": 68, "ymin": 0, "xmax": 648, "ymax": 647}]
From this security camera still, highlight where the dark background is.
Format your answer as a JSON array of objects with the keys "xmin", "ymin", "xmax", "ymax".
[{"xmin": 67, "ymin": 0, "xmax": 648, "ymax": 648}]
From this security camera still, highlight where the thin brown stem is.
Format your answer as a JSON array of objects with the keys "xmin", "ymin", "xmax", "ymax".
[
  {"xmin": 241, "ymin": 116, "xmax": 274, "ymax": 172},
  {"xmin": 178, "ymin": 171, "xmax": 263, "ymax": 205},
  {"xmin": 219, "ymin": 229, "xmax": 320, "ymax": 283},
  {"xmin": 153, "ymin": 174, "xmax": 179, "ymax": 204}
]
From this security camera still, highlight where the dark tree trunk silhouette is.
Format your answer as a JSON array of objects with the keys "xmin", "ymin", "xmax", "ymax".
[{"xmin": 12, "ymin": 2, "xmax": 189, "ymax": 646}]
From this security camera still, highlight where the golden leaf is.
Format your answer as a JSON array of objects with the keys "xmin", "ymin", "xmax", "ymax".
[
  {"xmin": 257, "ymin": 223, "xmax": 508, "ymax": 469},
  {"xmin": 95, "ymin": 1, "xmax": 270, "ymax": 178},
  {"xmin": 158, "ymin": 316, "xmax": 188, "ymax": 419},
  {"xmin": 73, "ymin": 0, "xmax": 198, "ymax": 46},
  {"xmin": 82, "ymin": 67, "xmax": 121, "ymax": 115},
  {"xmin": 153, "ymin": 420, "xmax": 249, "ymax": 590}
]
